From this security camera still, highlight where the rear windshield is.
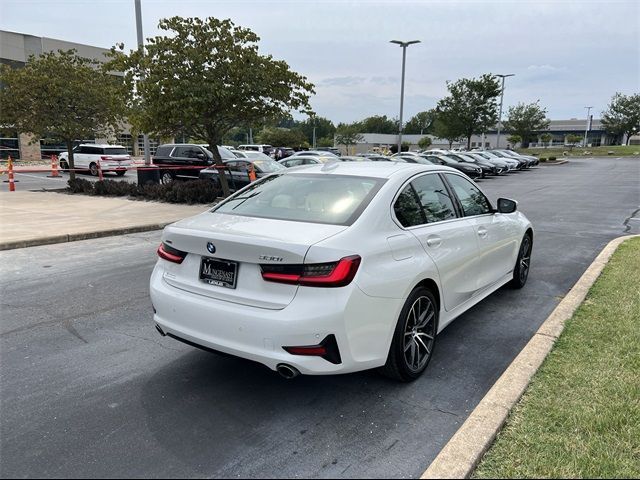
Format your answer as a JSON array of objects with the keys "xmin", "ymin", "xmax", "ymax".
[
  {"xmin": 104, "ymin": 147, "xmax": 128, "ymax": 155},
  {"xmin": 211, "ymin": 173, "xmax": 386, "ymax": 225}
]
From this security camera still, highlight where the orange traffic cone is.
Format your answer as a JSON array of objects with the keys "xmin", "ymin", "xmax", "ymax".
[
  {"xmin": 8, "ymin": 156, "xmax": 16, "ymax": 191},
  {"xmin": 248, "ymin": 164, "xmax": 257, "ymax": 182},
  {"xmin": 48, "ymin": 154, "xmax": 60, "ymax": 178}
]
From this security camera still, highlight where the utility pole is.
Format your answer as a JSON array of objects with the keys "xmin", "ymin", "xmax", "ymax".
[
  {"xmin": 312, "ymin": 116, "xmax": 317, "ymax": 149},
  {"xmin": 390, "ymin": 40, "xmax": 420, "ymax": 153},
  {"xmin": 495, "ymin": 73, "xmax": 515, "ymax": 149},
  {"xmin": 584, "ymin": 106, "xmax": 592, "ymax": 147},
  {"xmin": 134, "ymin": 0, "xmax": 151, "ymax": 165}
]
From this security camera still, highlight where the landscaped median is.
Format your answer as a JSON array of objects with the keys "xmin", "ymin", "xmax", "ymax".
[{"xmin": 473, "ymin": 237, "xmax": 640, "ymax": 478}]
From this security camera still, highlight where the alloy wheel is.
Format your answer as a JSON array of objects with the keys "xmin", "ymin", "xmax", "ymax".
[
  {"xmin": 403, "ymin": 296, "xmax": 436, "ymax": 373},
  {"xmin": 519, "ymin": 236, "xmax": 532, "ymax": 283}
]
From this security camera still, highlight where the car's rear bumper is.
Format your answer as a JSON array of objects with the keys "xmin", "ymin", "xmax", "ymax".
[
  {"xmin": 101, "ymin": 162, "xmax": 131, "ymax": 171},
  {"xmin": 149, "ymin": 263, "xmax": 401, "ymax": 375}
]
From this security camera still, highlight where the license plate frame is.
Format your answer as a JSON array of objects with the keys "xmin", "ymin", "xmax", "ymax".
[{"xmin": 199, "ymin": 257, "xmax": 238, "ymax": 289}]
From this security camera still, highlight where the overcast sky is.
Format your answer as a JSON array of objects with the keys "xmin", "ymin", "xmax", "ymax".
[{"xmin": 1, "ymin": 0, "xmax": 638, "ymax": 123}]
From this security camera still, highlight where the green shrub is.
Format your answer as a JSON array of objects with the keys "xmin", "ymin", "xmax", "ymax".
[
  {"xmin": 67, "ymin": 178, "xmax": 221, "ymax": 204},
  {"xmin": 539, "ymin": 157, "xmax": 547, "ymax": 162},
  {"xmin": 549, "ymin": 156, "xmax": 557, "ymax": 161},
  {"xmin": 67, "ymin": 178, "xmax": 94, "ymax": 194}
]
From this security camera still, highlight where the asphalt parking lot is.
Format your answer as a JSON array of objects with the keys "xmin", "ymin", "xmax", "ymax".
[{"xmin": 1, "ymin": 157, "xmax": 639, "ymax": 478}]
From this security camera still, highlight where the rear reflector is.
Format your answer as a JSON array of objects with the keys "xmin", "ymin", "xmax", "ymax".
[
  {"xmin": 157, "ymin": 242, "xmax": 187, "ymax": 264},
  {"xmin": 261, "ymin": 255, "xmax": 361, "ymax": 288},
  {"xmin": 283, "ymin": 335, "xmax": 342, "ymax": 364}
]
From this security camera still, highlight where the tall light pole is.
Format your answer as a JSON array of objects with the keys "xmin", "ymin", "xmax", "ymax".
[
  {"xmin": 134, "ymin": 0, "xmax": 151, "ymax": 165},
  {"xmin": 584, "ymin": 106, "xmax": 592, "ymax": 147},
  {"xmin": 390, "ymin": 40, "xmax": 420, "ymax": 153},
  {"xmin": 495, "ymin": 73, "xmax": 514, "ymax": 149}
]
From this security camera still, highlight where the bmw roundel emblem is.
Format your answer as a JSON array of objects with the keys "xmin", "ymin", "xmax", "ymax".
[{"xmin": 206, "ymin": 242, "xmax": 216, "ymax": 254}]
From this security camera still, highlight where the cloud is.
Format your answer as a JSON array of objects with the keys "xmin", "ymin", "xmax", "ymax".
[{"xmin": 317, "ymin": 76, "xmax": 367, "ymax": 87}]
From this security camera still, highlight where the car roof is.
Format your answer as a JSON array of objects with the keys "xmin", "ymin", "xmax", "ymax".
[
  {"xmin": 78, "ymin": 144, "xmax": 127, "ymax": 148},
  {"xmin": 278, "ymin": 160, "xmax": 451, "ymax": 179}
]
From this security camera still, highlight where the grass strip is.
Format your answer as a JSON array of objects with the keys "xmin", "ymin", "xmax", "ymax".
[{"xmin": 473, "ymin": 237, "xmax": 640, "ymax": 479}]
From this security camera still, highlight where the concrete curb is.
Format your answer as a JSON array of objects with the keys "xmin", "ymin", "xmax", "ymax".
[
  {"xmin": 0, "ymin": 223, "xmax": 170, "ymax": 251},
  {"xmin": 420, "ymin": 234, "xmax": 639, "ymax": 479}
]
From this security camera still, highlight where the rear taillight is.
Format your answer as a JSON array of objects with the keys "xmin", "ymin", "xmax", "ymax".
[
  {"xmin": 261, "ymin": 255, "xmax": 361, "ymax": 288},
  {"xmin": 157, "ymin": 242, "xmax": 187, "ymax": 264},
  {"xmin": 100, "ymin": 156, "xmax": 112, "ymax": 161}
]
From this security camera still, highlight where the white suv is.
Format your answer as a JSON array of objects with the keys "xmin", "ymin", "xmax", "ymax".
[{"xmin": 59, "ymin": 144, "xmax": 131, "ymax": 176}]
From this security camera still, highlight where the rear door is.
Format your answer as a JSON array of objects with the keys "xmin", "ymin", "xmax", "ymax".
[
  {"xmin": 394, "ymin": 172, "xmax": 480, "ymax": 311},
  {"xmin": 443, "ymin": 173, "xmax": 520, "ymax": 291},
  {"xmin": 169, "ymin": 146, "xmax": 193, "ymax": 177},
  {"xmin": 225, "ymin": 160, "xmax": 251, "ymax": 190},
  {"xmin": 74, "ymin": 146, "xmax": 90, "ymax": 169}
]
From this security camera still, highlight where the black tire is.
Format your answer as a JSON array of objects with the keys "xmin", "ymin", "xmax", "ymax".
[
  {"xmin": 89, "ymin": 162, "xmax": 99, "ymax": 176},
  {"xmin": 60, "ymin": 160, "xmax": 69, "ymax": 171},
  {"xmin": 116, "ymin": 170, "xmax": 126, "ymax": 177},
  {"xmin": 160, "ymin": 171, "xmax": 175, "ymax": 185},
  {"xmin": 510, "ymin": 233, "xmax": 533, "ymax": 289},
  {"xmin": 380, "ymin": 287, "xmax": 438, "ymax": 382}
]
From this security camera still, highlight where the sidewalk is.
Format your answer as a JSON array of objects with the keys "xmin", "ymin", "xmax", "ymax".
[{"xmin": 0, "ymin": 191, "xmax": 209, "ymax": 250}]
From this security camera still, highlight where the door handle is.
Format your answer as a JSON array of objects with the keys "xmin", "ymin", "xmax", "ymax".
[
  {"xmin": 477, "ymin": 227, "xmax": 488, "ymax": 238},
  {"xmin": 425, "ymin": 236, "xmax": 442, "ymax": 248}
]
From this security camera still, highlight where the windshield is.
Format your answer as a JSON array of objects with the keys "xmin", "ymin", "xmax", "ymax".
[
  {"xmin": 253, "ymin": 159, "xmax": 286, "ymax": 173},
  {"xmin": 104, "ymin": 147, "xmax": 128, "ymax": 155},
  {"xmin": 244, "ymin": 151, "xmax": 272, "ymax": 160},
  {"xmin": 212, "ymin": 173, "xmax": 386, "ymax": 225}
]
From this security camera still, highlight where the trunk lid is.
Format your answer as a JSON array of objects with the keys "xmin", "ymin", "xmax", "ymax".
[{"xmin": 159, "ymin": 211, "xmax": 348, "ymax": 309}]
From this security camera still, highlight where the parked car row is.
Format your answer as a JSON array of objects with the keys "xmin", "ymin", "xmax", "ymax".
[{"xmin": 57, "ymin": 143, "xmax": 538, "ymax": 188}]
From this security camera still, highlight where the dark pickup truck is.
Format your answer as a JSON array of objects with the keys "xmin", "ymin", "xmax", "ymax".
[{"xmin": 152, "ymin": 144, "xmax": 237, "ymax": 184}]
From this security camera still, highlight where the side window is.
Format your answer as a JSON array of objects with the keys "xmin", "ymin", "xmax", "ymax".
[
  {"xmin": 445, "ymin": 173, "xmax": 492, "ymax": 217},
  {"xmin": 227, "ymin": 161, "xmax": 249, "ymax": 172},
  {"xmin": 171, "ymin": 146, "xmax": 189, "ymax": 158},
  {"xmin": 393, "ymin": 185, "xmax": 426, "ymax": 227},
  {"xmin": 411, "ymin": 174, "xmax": 457, "ymax": 223},
  {"xmin": 84, "ymin": 146, "xmax": 101, "ymax": 155}
]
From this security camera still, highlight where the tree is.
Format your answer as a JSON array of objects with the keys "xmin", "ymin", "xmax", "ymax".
[
  {"xmin": 298, "ymin": 116, "xmax": 336, "ymax": 146},
  {"xmin": 435, "ymin": 74, "xmax": 501, "ymax": 149},
  {"xmin": 0, "ymin": 50, "xmax": 125, "ymax": 181},
  {"xmin": 432, "ymin": 118, "xmax": 463, "ymax": 149},
  {"xmin": 335, "ymin": 123, "xmax": 364, "ymax": 154},
  {"xmin": 539, "ymin": 133, "xmax": 552, "ymax": 147},
  {"xmin": 502, "ymin": 101, "xmax": 550, "ymax": 148},
  {"xmin": 418, "ymin": 136, "xmax": 432, "ymax": 149},
  {"xmin": 601, "ymin": 92, "xmax": 640, "ymax": 145},
  {"xmin": 108, "ymin": 16, "xmax": 314, "ymax": 195},
  {"xmin": 507, "ymin": 134, "xmax": 522, "ymax": 147},
  {"xmin": 356, "ymin": 115, "xmax": 397, "ymax": 134},
  {"xmin": 404, "ymin": 109, "xmax": 437, "ymax": 134},
  {"xmin": 566, "ymin": 134, "xmax": 582, "ymax": 151},
  {"xmin": 257, "ymin": 127, "xmax": 307, "ymax": 148},
  {"xmin": 316, "ymin": 136, "xmax": 334, "ymax": 147}
]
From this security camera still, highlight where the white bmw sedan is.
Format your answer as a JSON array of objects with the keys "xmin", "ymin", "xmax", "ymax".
[{"xmin": 150, "ymin": 162, "xmax": 533, "ymax": 381}]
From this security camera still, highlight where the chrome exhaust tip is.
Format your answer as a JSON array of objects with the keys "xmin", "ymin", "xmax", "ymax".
[{"xmin": 276, "ymin": 364, "xmax": 300, "ymax": 380}]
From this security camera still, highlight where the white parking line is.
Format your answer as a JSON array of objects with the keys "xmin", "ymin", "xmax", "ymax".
[{"xmin": 15, "ymin": 173, "xmax": 66, "ymax": 181}]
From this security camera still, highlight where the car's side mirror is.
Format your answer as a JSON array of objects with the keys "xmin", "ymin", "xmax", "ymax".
[
  {"xmin": 497, "ymin": 197, "xmax": 517, "ymax": 213},
  {"xmin": 196, "ymin": 153, "xmax": 206, "ymax": 160}
]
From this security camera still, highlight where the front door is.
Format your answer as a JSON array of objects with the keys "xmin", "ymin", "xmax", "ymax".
[{"xmin": 443, "ymin": 173, "xmax": 519, "ymax": 291}]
